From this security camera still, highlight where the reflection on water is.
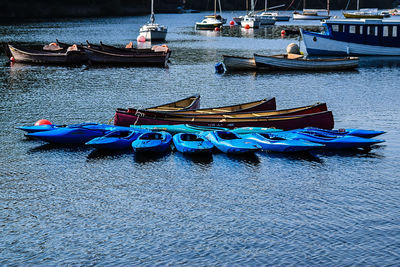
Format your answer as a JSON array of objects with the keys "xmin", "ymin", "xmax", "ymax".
[
  {"xmin": 359, "ymin": 56, "xmax": 400, "ymax": 68},
  {"xmin": 27, "ymin": 143, "xmax": 91, "ymax": 153},
  {"xmin": 178, "ymin": 152, "xmax": 213, "ymax": 165},
  {"xmin": 86, "ymin": 149, "xmax": 131, "ymax": 160},
  {"xmin": 133, "ymin": 151, "xmax": 171, "ymax": 163}
]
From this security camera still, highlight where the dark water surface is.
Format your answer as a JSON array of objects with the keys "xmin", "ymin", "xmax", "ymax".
[{"xmin": 1, "ymin": 12, "xmax": 400, "ymax": 266}]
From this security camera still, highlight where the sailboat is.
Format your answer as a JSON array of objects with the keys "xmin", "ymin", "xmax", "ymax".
[
  {"xmin": 139, "ymin": 0, "xmax": 167, "ymax": 41},
  {"xmin": 343, "ymin": 0, "xmax": 385, "ymax": 18},
  {"xmin": 293, "ymin": 0, "xmax": 330, "ymax": 20},
  {"xmin": 195, "ymin": 0, "xmax": 226, "ymax": 30},
  {"xmin": 259, "ymin": 1, "xmax": 291, "ymax": 21}
]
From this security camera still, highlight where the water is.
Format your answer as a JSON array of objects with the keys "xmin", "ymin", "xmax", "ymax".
[{"xmin": 1, "ymin": 11, "xmax": 400, "ymax": 266}]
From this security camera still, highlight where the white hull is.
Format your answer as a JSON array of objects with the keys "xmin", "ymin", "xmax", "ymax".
[
  {"xmin": 223, "ymin": 55, "xmax": 256, "ymax": 71},
  {"xmin": 140, "ymin": 24, "xmax": 167, "ymax": 41},
  {"xmin": 254, "ymin": 53, "xmax": 359, "ymax": 71},
  {"xmin": 301, "ymin": 29, "xmax": 400, "ymax": 56},
  {"xmin": 241, "ymin": 17, "xmax": 260, "ymax": 28},
  {"xmin": 293, "ymin": 13, "xmax": 330, "ymax": 20}
]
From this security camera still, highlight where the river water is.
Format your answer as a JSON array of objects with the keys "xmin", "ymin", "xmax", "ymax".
[{"xmin": 1, "ymin": 11, "xmax": 400, "ymax": 266}]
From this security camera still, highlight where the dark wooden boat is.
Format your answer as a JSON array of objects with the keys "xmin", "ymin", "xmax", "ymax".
[
  {"xmin": 122, "ymin": 97, "xmax": 276, "ymax": 115},
  {"xmin": 116, "ymin": 102, "xmax": 327, "ymax": 125},
  {"xmin": 7, "ymin": 44, "xmax": 87, "ymax": 65},
  {"xmin": 80, "ymin": 41, "xmax": 171, "ymax": 67},
  {"xmin": 114, "ymin": 110, "xmax": 335, "ymax": 130}
]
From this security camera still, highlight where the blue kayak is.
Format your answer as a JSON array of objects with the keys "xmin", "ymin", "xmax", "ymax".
[
  {"xmin": 19, "ymin": 122, "xmax": 109, "ymax": 134},
  {"xmin": 301, "ymin": 127, "xmax": 386, "ymax": 138},
  {"xmin": 26, "ymin": 123, "xmax": 130, "ymax": 144},
  {"xmin": 240, "ymin": 133, "xmax": 324, "ymax": 152},
  {"xmin": 271, "ymin": 130, "xmax": 385, "ymax": 149},
  {"xmin": 173, "ymin": 133, "xmax": 214, "ymax": 154},
  {"xmin": 85, "ymin": 128, "xmax": 149, "ymax": 150},
  {"xmin": 131, "ymin": 131, "xmax": 172, "ymax": 153},
  {"xmin": 205, "ymin": 131, "xmax": 261, "ymax": 154}
]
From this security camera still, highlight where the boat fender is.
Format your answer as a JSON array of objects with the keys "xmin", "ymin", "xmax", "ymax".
[{"xmin": 34, "ymin": 119, "xmax": 52, "ymax": 126}]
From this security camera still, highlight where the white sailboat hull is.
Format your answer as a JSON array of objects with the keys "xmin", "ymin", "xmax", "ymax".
[{"xmin": 139, "ymin": 24, "xmax": 167, "ymax": 41}]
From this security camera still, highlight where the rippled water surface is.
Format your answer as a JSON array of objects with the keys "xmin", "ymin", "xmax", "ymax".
[{"xmin": 1, "ymin": 11, "xmax": 400, "ymax": 266}]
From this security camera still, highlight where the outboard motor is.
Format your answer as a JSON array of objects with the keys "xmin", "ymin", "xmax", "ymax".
[{"xmin": 215, "ymin": 62, "xmax": 225, "ymax": 74}]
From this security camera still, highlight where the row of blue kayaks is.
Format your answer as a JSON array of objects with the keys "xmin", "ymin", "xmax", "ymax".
[{"xmin": 19, "ymin": 122, "xmax": 386, "ymax": 154}]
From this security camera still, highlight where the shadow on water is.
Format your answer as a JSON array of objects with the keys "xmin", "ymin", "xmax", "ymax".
[
  {"xmin": 359, "ymin": 56, "xmax": 400, "ymax": 68},
  {"xmin": 261, "ymin": 150, "xmax": 324, "ymax": 163},
  {"xmin": 86, "ymin": 149, "xmax": 131, "ymax": 160},
  {"xmin": 226, "ymin": 153, "xmax": 261, "ymax": 165},
  {"xmin": 315, "ymin": 146, "xmax": 386, "ymax": 159},
  {"xmin": 133, "ymin": 151, "xmax": 171, "ymax": 164},
  {"xmin": 27, "ymin": 143, "xmax": 92, "ymax": 153},
  {"xmin": 176, "ymin": 152, "xmax": 213, "ymax": 166}
]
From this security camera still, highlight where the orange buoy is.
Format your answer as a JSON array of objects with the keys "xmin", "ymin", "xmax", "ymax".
[
  {"xmin": 229, "ymin": 20, "xmax": 234, "ymax": 25},
  {"xmin": 245, "ymin": 24, "xmax": 250, "ymax": 29},
  {"xmin": 10, "ymin": 57, "xmax": 15, "ymax": 62},
  {"xmin": 137, "ymin": 35, "xmax": 146, "ymax": 42},
  {"xmin": 214, "ymin": 27, "xmax": 220, "ymax": 31},
  {"xmin": 34, "ymin": 119, "xmax": 52, "ymax": 126}
]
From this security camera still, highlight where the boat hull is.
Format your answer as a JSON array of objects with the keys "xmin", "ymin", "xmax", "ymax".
[
  {"xmin": 240, "ymin": 133, "xmax": 324, "ymax": 152},
  {"xmin": 254, "ymin": 53, "xmax": 359, "ymax": 71},
  {"xmin": 223, "ymin": 55, "xmax": 257, "ymax": 71},
  {"xmin": 301, "ymin": 29, "xmax": 400, "ymax": 56},
  {"xmin": 115, "ymin": 111, "xmax": 335, "ymax": 131},
  {"xmin": 131, "ymin": 132, "xmax": 172, "ymax": 153},
  {"xmin": 85, "ymin": 129, "xmax": 147, "ymax": 150},
  {"xmin": 195, "ymin": 23, "xmax": 223, "ymax": 30},
  {"xmin": 205, "ymin": 131, "xmax": 261, "ymax": 154},
  {"xmin": 293, "ymin": 13, "xmax": 330, "ymax": 20},
  {"xmin": 8, "ymin": 44, "xmax": 86, "ymax": 65},
  {"xmin": 83, "ymin": 46, "xmax": 170, "ymax": 67},
  {"xmin": 173, "ymin": 133, "xmax": 214, "ymax": 154}
]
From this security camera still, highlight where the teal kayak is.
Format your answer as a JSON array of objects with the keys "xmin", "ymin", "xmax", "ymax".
[
  {"xmin": 131, "ymin": 124, "xmax": 228, "ymax": 134},
  {"xmin": 173, "ymin": 133, "xmax": 214, "ymax": 154},
  {"xmin": 231, "ymin": 127, "xmax": 283, "ymax": 134},
  {"xmin": 205, "ymin": 131, "xmax": 261, "ymax": 154}
]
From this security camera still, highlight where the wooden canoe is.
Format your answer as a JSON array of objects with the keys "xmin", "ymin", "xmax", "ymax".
[
  {"xmin": 7, "ymin": 44, "xmax": 87, "ymax": 65},
  {"xmin": 117, "ymin": 102, "xmax": 327, "ymax": 122},
  {"xmin": 123, "ymin": 97, "xmax": 276, "ymax": 115},
  {"xmin": 143, "ymin": 94, "xmax": 201, "ymax": 112},
  {"xmin": 114, "ymin": 111, "xmax": 335, "ymax": 130},
  {"xmin": 254, "ymin": 53, "xmax": 359, "ymax": 71},
  {"xmin": 223, "ymin": 55, "xmax": 257, "ymax": 71}
]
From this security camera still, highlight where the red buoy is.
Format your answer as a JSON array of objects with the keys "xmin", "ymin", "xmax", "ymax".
[
  {"xmin": 34, "ymin": 119, "xmax": 52, "ymax": 126},
  {"xmin": 214, "ymin": 27, "xmax": 220, "ymax": 31},
  {"xmin": 245, "ymin": 24, "xmax": 250, "ymax": 29},
  {"xmin": 281, "ymin": 30, "xmax": 286, "ymax": 35},
  {"xmin": 229, "ymin": 20, "xmax": 235, "ymax": 26},
  {"xmin": 10, "ymin": 57, "xmax": 15, "ymax": 62}
]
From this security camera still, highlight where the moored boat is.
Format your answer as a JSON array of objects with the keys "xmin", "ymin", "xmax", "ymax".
[
  {"xmin": 195, "ymin": 17, "xmax": 223, "ymax": 30},
  {"xmin": 223, "ymin": 55, "xmax": 257, "ymax": 71},
  {"xmin": 139, "ymin": 0, "xmax": 167, "ymax": 41},
  {"xmin": 173, "ymin": 133, "xmax": 214, "ymax": 154},
  {"xmin": 115, "ymin": 111, "xmax": 335, "ymax": 130},
  {"xmin": 85, "ymin": 128, "xmax": 149, "ymax": 150},
  {"xmin": 301, "ymin": 18, "xmax": 400, "ymax": 56},
  {"xmin": 205, "ymin": 131, "xmax": 261, "ymax": 154},
  {"xmin": 131, "ymin": 131, "xmax": 172, "ymax": 153},
  {"xmin": 7, "ymin": 44, "xmax": 87, "ymax": 65},
  {"xmin": 26, "ymin": 123, "xmax": 127, "ymax": 144},
  {"xmin": 300, "ymin": 127, "xmax": 386, "ymax": 138},
  {"xmin": 271, "ymin": 129, "xmax": 384, "ymax": 149},
  {"xmin": 254, "ymin": 53, "xmax": 359, "ymax": 71},
  {"xmin": 240, "ymin": 133, "xmax": 324, "ymax": 152},
  {"xmin": 81, "ymin": 44, "xmax": 170, "ymax": 67},
  {"xmin": 293, "ymin": 10, "xmax": 330, "ymax": 20}
]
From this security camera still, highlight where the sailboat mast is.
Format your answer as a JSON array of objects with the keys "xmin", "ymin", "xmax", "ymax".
[
  {"xmin": 150, "ymin": 0, "xmax": 155, "ymax": 23},
  {"xmin": 357, "ymin": 0, "xmax": 359, "ymax": 10},
  {"xmin": 265, "ymin": 0, "xmax": 267, "ymax": 11},
  {"xmin": 327, "ymin": 0, "xmax": 330, "ymax": 15},
  {"xmin": 214, "ymin": 0, "xmax": 217, "ymax": 16},
  {"xmin": 251, "ymin": 0, "xmax": 255, "ymax": 13}
]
